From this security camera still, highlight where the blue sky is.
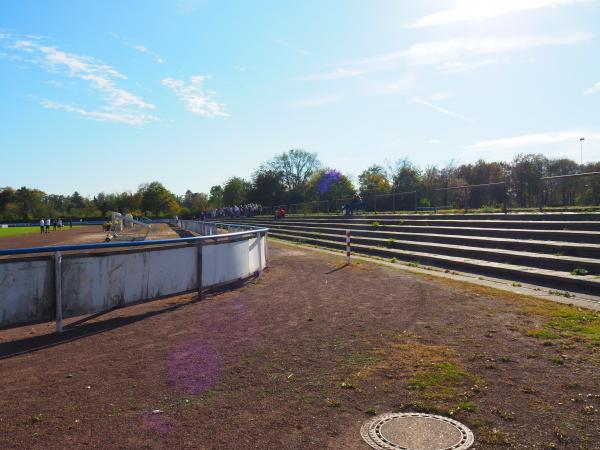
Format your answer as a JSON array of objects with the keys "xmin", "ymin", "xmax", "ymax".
[{"xmin": 1, "ymin": 0, "xmax": 599, "ymax": 196}]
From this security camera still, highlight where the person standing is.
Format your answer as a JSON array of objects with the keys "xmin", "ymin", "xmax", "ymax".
[
  {"xmin": 52, "ymin": 219, "xmax": 57, "ymax": 231},
  {"xmin": 69, "ymin": 218, "xmax": 73, "ymax": 228},
  {"xmin": 39, "ymin": 218, "xmax": 45, "ymax": 234},
  {"xmin": 45, "ymin": 218, "xmax": 50, "ymax": 233}
]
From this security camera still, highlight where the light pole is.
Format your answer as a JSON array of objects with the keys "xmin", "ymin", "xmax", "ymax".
[{"xmin": 580, "ymin": 137, "xmax": 585, "ymax": 165}]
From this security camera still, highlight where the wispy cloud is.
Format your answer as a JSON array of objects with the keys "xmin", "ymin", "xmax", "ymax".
[
  {"xmin": 110, "ymin": 32, "xmax": 164, "ymax": 64},
  {"xmin": 584, "ymin": 81, "xmax": 600, "ymax": 94},
  {"xmin": 407, "ymin": 0, "xmax": 594, "ymax": 28},
  {"xmin": 2, "ymin": 36, "xmax": 156, "ymax": 124},
  {"xmin": 427, "ymin": 139, "xmax": 442, "ymax": 144},
  {"xmin": 161, "ymin": 75, "xmax": 227, "ymax": 118},
  {"xmin": 440, "ymin": 58, "xmax": 507, "ymax": 74},
  {"xmin": 467, "ymin": 130, "xmax": 599, "ymax": 152},
  {"xmin": 41, "ymin": 100, "xmax": 155, "ymax": 125},
  {"xmin": 409, "ymin": 97, "xmax": 473, "ymax": 123},
  {"xmin": 299, "ymin": 33, "xmax": 591, "ymax": 80},
  {"xmin": 404, "ymin": 34, "xmax": 592, "ymax": 65}
]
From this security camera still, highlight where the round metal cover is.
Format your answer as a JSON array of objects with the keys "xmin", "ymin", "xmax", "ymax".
[{"xmin": 360, "ymin": 412, "xmax": 474, "ymax": 450}]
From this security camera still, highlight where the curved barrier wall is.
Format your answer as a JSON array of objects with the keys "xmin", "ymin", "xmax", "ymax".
[{"xmin": 0, "ymin": 222, "xmax": 268, "ymax": 330}]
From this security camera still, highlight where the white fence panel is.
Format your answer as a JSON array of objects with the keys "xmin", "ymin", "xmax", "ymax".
[
  {"xmin": 61, "ymin": 246, "xmax": 197, "ymax": 317},
  {"xmin": 0, "ymin": 259, "xmax": 54, "ymax": 327}
]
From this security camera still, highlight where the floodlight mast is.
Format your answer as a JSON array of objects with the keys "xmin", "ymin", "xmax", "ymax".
[{"xmin": 580, "ymin": 137, "xmax": 585, "ymax": 165}]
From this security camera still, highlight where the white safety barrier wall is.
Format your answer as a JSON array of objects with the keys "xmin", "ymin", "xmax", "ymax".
[{"xmin": 0, "ymin": 223, "xmax": 267, "ymax": 330}]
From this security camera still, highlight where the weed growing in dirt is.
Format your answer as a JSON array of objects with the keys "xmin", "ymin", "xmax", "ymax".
[
  {"xmin": 570, "ymin": 268, "xmax": 589, "ymax": 276},
  {"xmin": 370, "ymin": 221, "xmax": 380, "ymax": 229},
  {"xmin": 548, "ymin": 290, "xmax": 573, "ymax": 298},
  {"xmin": 391, "ymin": 257, "xmax": 398, "ymax": 263},
  {"xmin": 386, "ymin": 238, "xmax": 396, "ymax": 247},
  {"xmin": 406, "ymin": 261, "xmax": 420, "ymax": 268}
]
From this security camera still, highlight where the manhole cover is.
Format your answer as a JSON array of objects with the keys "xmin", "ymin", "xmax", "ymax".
[{"xmin": 360, "ymin": 412, "xmax": 474, "ymax": 450}]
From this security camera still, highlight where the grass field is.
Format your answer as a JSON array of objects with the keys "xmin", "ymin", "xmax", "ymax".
[{"xmin": 0, "ymin": 226, "xmax": 80, "ymax": 238}]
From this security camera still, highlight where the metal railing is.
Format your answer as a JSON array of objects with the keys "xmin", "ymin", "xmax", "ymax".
[
  {"xmin": 0, "ymin": 222, "xmax": 269, "ymax": 332},
  {"xmin": 539, "ymin": 171, "xmax": 600, "ymax": 211}
]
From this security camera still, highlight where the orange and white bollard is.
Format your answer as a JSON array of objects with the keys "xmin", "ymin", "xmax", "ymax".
[{"xmin": 345, "ymin": 230, "xmax": 351, "ymax": 265}]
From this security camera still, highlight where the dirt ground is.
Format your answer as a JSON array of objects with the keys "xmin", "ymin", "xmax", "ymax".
[{"xmin": 1, "ymin": 241, "xmax": 600, "ymax": 449}]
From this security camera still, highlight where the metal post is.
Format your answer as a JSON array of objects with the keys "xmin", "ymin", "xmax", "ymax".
[
  {"xmin": 54, "ymin": 251, "xmax": 63, "ymax": 333},
  {"xmin": 257, "ymin": 231, "xmax": 264, "ymax": 278},
  {"xmin": 196, "ymin": 241, "xmax": 203, "ymax": 300},
  {"xmin": 345, "ymin": 230, "xmax": 351, "ymax": 265},
  {"xmin": 265, "ymin": 231, "xmax": 270, "ymax": 267}
]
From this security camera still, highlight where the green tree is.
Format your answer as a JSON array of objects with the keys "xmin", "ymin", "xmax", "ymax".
[
  {"xmin": 307, "ymin": 169, "xmax": 355, "ymax": 203},
  {"xmin": 222, "ymin": 177, "xmax": 248, "ymax": 205},
  {"xmin": 358, "ymin": 165, "xmax": 391, "ymax": 194},
  {"xmin": 268, "ymin": 149, "xmax": 321, "ymax": 192},
  {"xmin": 209, "ymin": 185, "xmax": 224, "ymax": 208},
  {"xmin": 392, "ymin": 158, "xmax": 421, "ymax": 193},
  {"xmin": 248, "ymin": 167, "xmax": 286, "ymax": 205},
  {"xmin": 138, "ymin": 181, "xmax": 179, "ymax": 216}
]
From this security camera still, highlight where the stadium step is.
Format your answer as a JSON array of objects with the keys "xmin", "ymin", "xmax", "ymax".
[
  {"xmin": 261, "ymin": 227, "xmax": 600, "ymax": 274},
  {"xmin": 223, "ymin": 219, "xmax": 600, "ymax": 244},
  {"xmin": 266, "ymin": 230, "xmax": 600, "ymax": 295},
  {"xmin": 243, "ymin": 223, "xmax": 600, "ymax": 259},
  {"xmin": 212, "ymin": 212, "xmax": 600, "ymax": 294}
]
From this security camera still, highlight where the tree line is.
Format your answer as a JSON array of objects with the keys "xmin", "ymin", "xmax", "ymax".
[{"xmin": 1, "ymin": 150, "xmax": 599, "ymax": 221}]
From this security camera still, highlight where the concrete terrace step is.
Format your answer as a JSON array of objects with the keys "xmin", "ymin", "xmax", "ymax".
[
  {"xmin": 267, "ymin": 231, "xmax": 600, "ymax": 295},
  {"xmin": 239, "ymin": 217, "xmax": 600, "ymax": 231},
  {"xmin": 238, "ymin": 222, "xmax": 600, "ymax": 258},
  {"xmin": 227, "ymin": 219, "xmax": 600, "ymax": 244},
  {"xmin": 261, "ymin": 212, "xmax": 600, "ymax": 222},
  {"xmin": 265, "ymin": 227, "xmax": 600, "ymax": 274}
]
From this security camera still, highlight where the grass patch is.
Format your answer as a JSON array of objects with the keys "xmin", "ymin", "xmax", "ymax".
[
  {"xmin": 526, "ymin": 329, "xmax": 560, "ymax": 339},
  {"xmin": 571, "ymin": 268, "xmax": 589, "ymax": 276},
  {"xmin": 0, "ymin": 226, "xmax": 81, "ymax": 238},
  {"xmin": 355, "ymin": 337, "xmax": 479, "ymax": 413},
  {"xmin": 370, "ymin": 221, "xmax": 381, "ymax": 229}
]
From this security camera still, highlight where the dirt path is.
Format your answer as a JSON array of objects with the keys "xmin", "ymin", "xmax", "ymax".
[{"xmin": 0, "ymin": 241, "xmax": 599, "ymax": 449}]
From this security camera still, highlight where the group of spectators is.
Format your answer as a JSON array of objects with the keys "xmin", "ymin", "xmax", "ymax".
[
  {"xmin": 203, "ymin": 203, "xmax": 263, "ymax": 219},
  {"xmin": 39, "ymin": 218, "xmax": 73, "ymax": 234}
]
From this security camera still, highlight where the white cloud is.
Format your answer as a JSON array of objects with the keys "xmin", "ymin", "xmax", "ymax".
[
  {"xmin": 162, "ymin": 75, "xmax": 227, "ymax": 117},
  {"xmin": 110, "ymin": 32, "xmax": 164, "ymax": 64},
  {"xmin": 467, "ymin": 130, "xmax": 599, "ymax": 151},
  {"xmin": 427, "ymin": 139, "xmax": 442, "ymax": 144},
  {"xmin": 3, "ymin": 37, "xmax": 156, "ymax": 124},
  {"xmin": 409, "ymin": 97, "xmax": 473, "ymax": 123},
  {"xmin": 407, "ymin": 0, "xmax": 594, "ymax": 28},
  {"xmin": 584, "ymin": 81, "xmax": 600, "ymax": 94},
  {"xmin": 440, "ymin": 59, "xmax": 508, "ymax": 74},
  {"xmin": 404, "ymin": 34, "xmax": 592, "ymax": 66},
  {"xmin": 299, "ymin": 33, "xmax": 591, "ymax": 80},
  {"xmin": 41, "ymin": 100, "xmax": 155, "ymax": 125}
]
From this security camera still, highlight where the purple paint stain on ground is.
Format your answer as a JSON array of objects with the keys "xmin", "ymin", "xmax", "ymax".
[
  {"xmin": 167, "ymin": 340, "xmax": 221, "ymax": 395},
  {"xmin": 144, "ymin": 413, "xmax": 172, "ymax": 435}
]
